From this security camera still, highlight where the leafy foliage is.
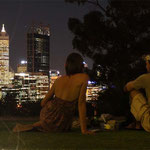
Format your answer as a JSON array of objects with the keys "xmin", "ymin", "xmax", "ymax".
[
  {"xmin": 97, "ymin": 87, "xmax": 130, "ymax": 116},
  {"xmin": 66, "ymin": 0, "xmax": 150, "ymax": 87},
  {"xmin": 65, "ymin": 0, "xmax": 150, "ymax": 116}
]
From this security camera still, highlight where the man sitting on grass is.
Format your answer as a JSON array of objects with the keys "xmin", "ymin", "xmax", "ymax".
[{"xmin": 124, "ymin": 55, "xmax": 150, "ymax": 132}]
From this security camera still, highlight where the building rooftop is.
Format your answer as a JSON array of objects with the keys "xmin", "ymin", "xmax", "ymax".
[{"xmin": 0, "ymin": 24, "xmax": 9, "ymax": 39}]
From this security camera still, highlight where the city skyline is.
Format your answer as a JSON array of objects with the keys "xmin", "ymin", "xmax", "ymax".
[{"xmin": 0, "ymin": 0, "xmax": 98, "ymax": 75}]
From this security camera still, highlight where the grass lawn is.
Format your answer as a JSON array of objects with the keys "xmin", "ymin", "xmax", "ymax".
[{"xmin": 0, "ymin": 119, "xmax": 150, "ymax": 150}]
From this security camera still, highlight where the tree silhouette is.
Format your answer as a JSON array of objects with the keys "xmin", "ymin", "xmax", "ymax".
[{"xmin": 65, "ymin": 0, "xmax": 150, "ymax": 88}]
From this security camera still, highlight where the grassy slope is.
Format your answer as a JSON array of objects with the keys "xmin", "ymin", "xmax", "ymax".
[{"xmin": 0, "ymin": 120, "xmax": 150, "ymax": 150}]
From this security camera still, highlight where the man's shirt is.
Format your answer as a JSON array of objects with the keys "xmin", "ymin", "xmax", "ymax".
[{"xmin": 133, "ymin": 73, "xmax": 150, "ymax": 104}]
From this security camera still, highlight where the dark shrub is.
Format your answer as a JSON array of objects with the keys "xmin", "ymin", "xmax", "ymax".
[
  {"xmin": 16, "ymin": 101, "xmax": 41, "ymax": 117},
  {"xmin": 97, "ymin": 87, "xmax": 130, "ymax": 116}
]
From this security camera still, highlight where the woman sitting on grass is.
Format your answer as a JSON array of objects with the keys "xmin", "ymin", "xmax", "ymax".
[{"xmin": 13, "ymin": 53, "xmax": 94, "ymax": 135}]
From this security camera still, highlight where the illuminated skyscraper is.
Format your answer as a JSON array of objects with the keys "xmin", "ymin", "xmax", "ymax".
[
  {"xmin": 27, "ymin": 23, "xmax": 50, "ymax": 75},
  {"xmin": 0, "ymin": 24, "xmax": 10, "ymax": 87}
]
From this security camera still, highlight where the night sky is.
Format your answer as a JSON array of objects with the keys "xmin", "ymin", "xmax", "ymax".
[{"xmin": 0, "ymin": 0, "xmax": 107, "ymax": 75}]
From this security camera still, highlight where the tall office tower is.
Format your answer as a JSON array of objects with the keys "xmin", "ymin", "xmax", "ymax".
[
  {"xmin": 0, "ymin": 24, "xmax": 10, "ymax": 87},
  {"xmin": 27, "ymin": 23, "xmax": 50, "ymax": 75}
]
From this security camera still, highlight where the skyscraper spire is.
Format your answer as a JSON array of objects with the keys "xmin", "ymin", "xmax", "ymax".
[
  {"xmin": 1, "ymin": 24, "xmax": 6, "ymax": 32},
  {"xmin": 0, "ymin": 24, "xmax": 10, "ymax": 87}
]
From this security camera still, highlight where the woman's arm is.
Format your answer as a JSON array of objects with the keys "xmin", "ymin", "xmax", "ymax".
[
  {"xmin": 41, "ymin": 82, "xmax": 55, "ymax": 107},
  {"xmin": 78, "ymin": 75, "xmax": 94, "ymax": 134},
  {"xmin": 78, "ymin": 82, "xmax": 87, "ymax": 134}
]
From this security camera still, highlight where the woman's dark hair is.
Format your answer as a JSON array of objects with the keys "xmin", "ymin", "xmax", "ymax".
[{"xmin": 65, "ymin": 53, "xmax": 84, "ymax": 75}]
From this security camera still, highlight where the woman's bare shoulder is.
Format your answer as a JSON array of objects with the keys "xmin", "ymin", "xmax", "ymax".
[
  {"xmin": 57, "ymin": 75, "xmax": 68, "ymax": 79},
  {"xmin": 52, "ymin": 75, "xmax": 63, "ymax": 84},
  {"xmin": 56, "ymin": 73, "xmax": 89, "ymax": 81},
  {"xmin": 55, "ymin": 75, "xmax": 73, "ymax": 82},
  {"xmin": 76, "ymin": 73, "xmax": 89, "ymax": 80}
]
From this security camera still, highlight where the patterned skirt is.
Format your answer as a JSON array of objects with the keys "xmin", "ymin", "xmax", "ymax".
[
  {"xmin": 13, "ymin": 97, "xmax": 77, "ymax": 132},
  {"xmin": 38, "ymin": 97, "xmax": 77, "ymax": 132}
]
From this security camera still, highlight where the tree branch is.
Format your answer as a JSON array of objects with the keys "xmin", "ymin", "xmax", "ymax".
[{"xmin": 87, "ymin": 0, "xmax": 107, "ymax": 14}]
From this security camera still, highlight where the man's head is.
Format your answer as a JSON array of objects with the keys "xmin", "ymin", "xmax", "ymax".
[
  {"xmin": 144, "ymin": 55, "xmax": 150, "ymax": 73},
  {"xmin": 146, "ymin": 60, "xmax": 150, "ymax": 73}
]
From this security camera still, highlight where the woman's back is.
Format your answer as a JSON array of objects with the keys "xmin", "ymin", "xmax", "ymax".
[
  {"xmin": 13, "ymin": 53, "xmax": 94, "ymax": 134},
  {"xmin": 54, "ymin": 73, "xmax": 89, "ymax": 101}
]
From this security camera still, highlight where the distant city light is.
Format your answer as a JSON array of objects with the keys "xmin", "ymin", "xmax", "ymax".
[
  {"xmin": 49, "ymin": 70, "xmax": 60, "ymax": 76},
  {"xmin": 88, "ymin": 81, "xmax": 91, "ymax": 84},
  {"xmin": 19, "ymin": 73, "xmax": 26, "ymax": 76},
  {"xmin": 102, "ymin": 86, "xmax": 107, "ymax": 90},
  {"xmin": 17, "ymin": 103, "xmax": 22, "ymax": 108},
  {"xmin": 21, "ymin": 60, "xmax": 27, "ymax": 64},
  {"xmin": 88, "ymin": 81, "xmax": 96, "ymax": 85},
  {"xmin": 57, "ymin": 71, "xmax": 60, "ymax": 75},
  {"xmin": 83, "ymin": 61, "xmax": 88, "ymax": 68}
]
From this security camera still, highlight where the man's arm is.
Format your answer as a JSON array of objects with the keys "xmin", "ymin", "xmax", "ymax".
[
  {"xmin": 124, "ymin": 81, "xmax": 135, "ymax": 92},
  {"xmin": 124, "ymin": 74, "xmax": 145, "ymax": 92}
]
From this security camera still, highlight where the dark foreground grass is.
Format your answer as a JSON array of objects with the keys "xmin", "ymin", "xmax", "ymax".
[{"xmin": 0, "ymin": 119, "xmax": 150, "ymax": 150}]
